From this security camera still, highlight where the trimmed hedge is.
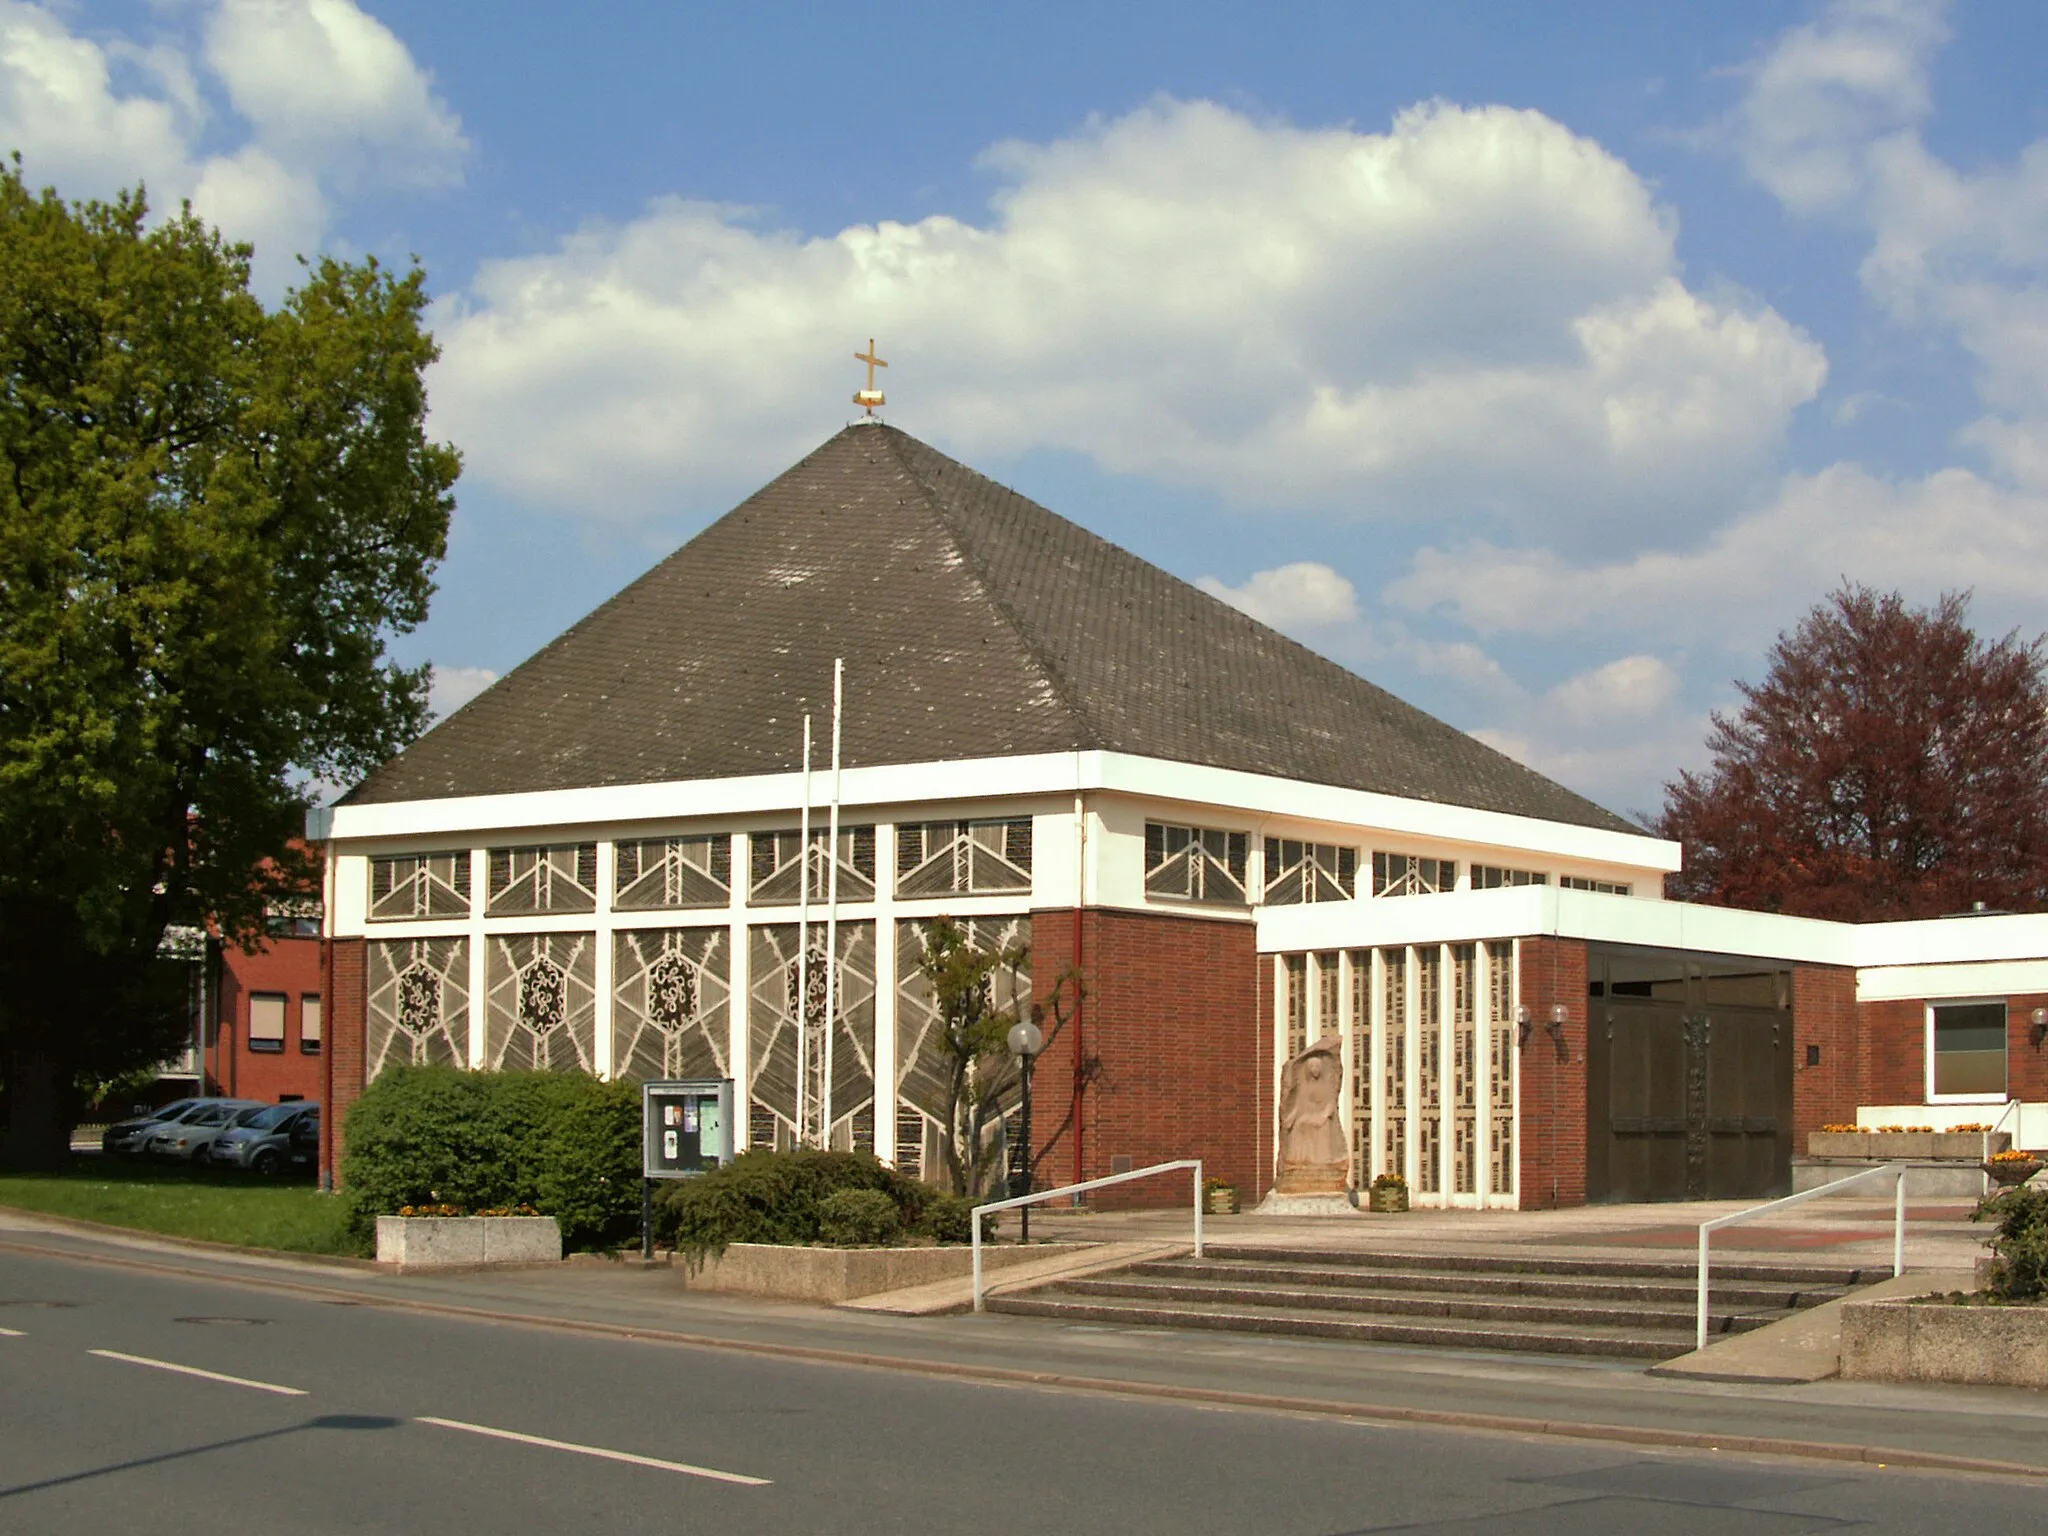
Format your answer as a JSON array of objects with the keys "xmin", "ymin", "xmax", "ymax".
[
  {"xmin": 653, "ymin": 1148, "xmax": 991, "ymax": 1256},
  {"xmin": 342, "ymin": 1066, "xmax": 641, "ymax": 1251}
]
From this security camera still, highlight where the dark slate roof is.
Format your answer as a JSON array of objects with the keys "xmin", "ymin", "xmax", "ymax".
[{"xmin": 345, "ymin": 424, "xmax": 1633, "ymax": 833}]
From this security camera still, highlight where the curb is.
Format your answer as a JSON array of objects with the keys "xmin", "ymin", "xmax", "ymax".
[{"xmin": 3, "ymin": 1233, "xmax": 2042, "ymax": 1484}]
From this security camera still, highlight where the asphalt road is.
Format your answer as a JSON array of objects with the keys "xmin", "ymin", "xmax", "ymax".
[{"xmin": 1, "ymin": 1246, "xmax": 2041, "ymax": 1535}]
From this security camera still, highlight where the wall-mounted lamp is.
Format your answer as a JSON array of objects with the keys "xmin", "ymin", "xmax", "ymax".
[
  {"xmin": 2031, "ymin": 1007, "xmax": 2047, "ymax": 1050},
  {"xmin": 1516, "ymin": 1004, "xmax": 1533, "ymax": 1050},
  {"xmin": 1546, "ymin": 1003, "xmax": 1569, "ymax": 1061}
]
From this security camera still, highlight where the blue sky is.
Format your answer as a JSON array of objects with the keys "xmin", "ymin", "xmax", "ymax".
[{"xmin": 7, "ymin": 1, "xmax": 2047, "ymax": 819}]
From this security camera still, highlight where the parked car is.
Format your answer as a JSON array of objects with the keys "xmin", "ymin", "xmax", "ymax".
[
  {"xmin": 101, "ymin": 1098, "xmax": 221, "ymax": 1157},
  {"xmin": 211, "ymin": 1102, "xmax": 320, "ymax": 1176},
  {"xmin": 142, "ymin": 1100, "xmax": 265, "ymax": 1164}
]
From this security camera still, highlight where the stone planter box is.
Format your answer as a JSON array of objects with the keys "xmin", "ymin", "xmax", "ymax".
[
  {"xmin": 683, "ymin": 1241, "xmax": 1089, "ymax": 1303},
  {"xmin": 376, "ymin": 1215, "xmax": 562, "ymax": 1270},
  {"xmin": 1366, "ymin": 1183, "xmax": 1409, "ymax": 1213},
  {"xmin": 1205, "ymin": 1186, "xmax": 1240, "ymax": 1216},
  {"xmin": 1937, "ymin": 1131, "xmax": 2010, "ymax": 1159},
  {"xmin": 1842, "ymin": 1296, "xmax": 2048, "ymax": 1387}
]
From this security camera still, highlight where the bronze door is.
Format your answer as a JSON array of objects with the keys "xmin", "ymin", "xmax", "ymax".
[{"xmin": 1587, "ymin": 947, "xmax": 1792, "ymax": 1203}]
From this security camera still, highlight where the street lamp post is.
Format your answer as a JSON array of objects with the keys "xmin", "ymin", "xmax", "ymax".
[{"xmin": 1008, "ymin": 1011, "xmax": 1044, "ymax": 1243}]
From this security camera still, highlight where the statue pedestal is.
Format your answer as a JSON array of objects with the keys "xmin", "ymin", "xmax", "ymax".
[
  {"xmin": 1253, "ymin": 1190, "xmax": 1360, "ymax": 1216},
  {"xmin": 1274, "ymin": 1160, "xmax": 1350, "ymax": 1196}
]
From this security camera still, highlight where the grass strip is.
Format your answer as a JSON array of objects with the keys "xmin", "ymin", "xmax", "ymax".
[{"xmin": 0, "ymin": 1159, "xmax": 363, "ymax": 1256}]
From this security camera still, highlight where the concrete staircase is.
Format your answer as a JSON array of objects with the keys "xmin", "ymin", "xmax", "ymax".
[{"xmin": 983, "ymin": 1245, "xmax": 1880, "ymax": 1360}]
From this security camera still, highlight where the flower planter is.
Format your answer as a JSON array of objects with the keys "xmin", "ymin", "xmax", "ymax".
[
  {"xmin": 1936, "ymin": 1131, "xmax": 2010, "ymax": 1160},
  {"xmin": 1367, "ymin": 1183, "xmax": 1409, "ymax": 1214},
  {"xmin": 376, "ymin": 1215, "xmax": 562, "ymax": 1269},
  {"xmin": 1806, "ymin": 1131, "xmax": 1870, "ymax": 1158},
  {"xmin": 683, "ymin": 1241, "xmax": 1090, "ymax": 1302},
  {"xmin": 1205, "ymin": 1185, "xmax": 1240, "ymax": 1216},
  {"xmin": 1983, "ymin": 1158, "xmax": 2042, "ymax": 1188}
]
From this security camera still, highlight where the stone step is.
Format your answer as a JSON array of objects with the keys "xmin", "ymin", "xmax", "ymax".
[
  {"xmin": 1199, "ymin": 1245, "xmax": 1875, "ymax": 1288},
  {"xmin": 1065, "ymin": 1275, "xmax": 1800, "ymax": 1334},
  {"xmin": 986, "ymin": 1289, "xmax": 1697, "ymax": 1360},
  {"xmin": 1131, "ymin": 1258, "xmax": 1841, "ymax": 1311}
]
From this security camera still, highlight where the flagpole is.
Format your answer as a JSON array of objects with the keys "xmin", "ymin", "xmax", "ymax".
[
  {"xmin": 823, "ymin": 658, "xmax": 844, "ymax": 1148},
  {"xmin": 796, "ymin": 714, "xmax": 813, "ymax": 1147}
]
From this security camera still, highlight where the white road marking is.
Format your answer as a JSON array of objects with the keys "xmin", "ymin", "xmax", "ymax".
[
  {"xmin": 416, "ymin": 1415, "xmax": 770, "ymax": 1486},
  {"xmin": 87, "ymin": 1348, "xmax": 307, "ymax": 1396},
  {"xmin": 0, "ymin": 1326, "xmax": 23, "ymax": 1337}
]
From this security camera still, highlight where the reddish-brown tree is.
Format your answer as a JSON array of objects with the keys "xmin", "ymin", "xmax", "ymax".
[{"xmin": 1659, "ymin": 586, "xmax": 2048, "ymax": 920}]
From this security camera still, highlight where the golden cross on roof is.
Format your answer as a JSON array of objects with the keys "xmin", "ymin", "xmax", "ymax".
[{"xmin": 853, "ymin": 338, "xmax": 887, "ymax": 416}]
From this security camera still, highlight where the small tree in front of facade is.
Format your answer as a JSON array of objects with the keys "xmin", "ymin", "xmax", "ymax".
[{"xmin": 916, "ymin": 915, "xmax": 1028, "ymax": 1199}]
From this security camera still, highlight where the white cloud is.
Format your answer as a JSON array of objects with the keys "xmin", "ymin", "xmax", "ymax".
[
  {"xmin": 0, "ymin": 1, "xmax": 461, "ymax": 289},
  {"xmin": 427, "ymin": 664, "xmax": 497, "ymax": 721},
  {"xmin": 430, "ymin": 97, "xmax": 1825, "ymax": 532},
  {"xmin": 1197, "ymin": 561, "xmax": 1358, "ymax": 628}
]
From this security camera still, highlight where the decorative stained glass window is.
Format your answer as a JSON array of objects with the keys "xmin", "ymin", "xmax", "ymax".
[
  {"xmin": 896, "ymin": 819, "xmax": 1033, "ymax": 897},
  {"xmin": 1487, "ymin": 941, "xmax": 1516, "ymax": 1197},
  {"xmin": 367, "ymin": 938, "xmax": 468, "ymax": 1076},
  {"xmin": 486, "ymin": 844, "xmax": 598, "ymax": 915},
  {"xmin": 1372, "ymin": 852, "xmax": 1457, "ymax": 898},
  {"xmin": 749, "ymin": 827, "xmax": 877, "ymax": 905},
  {"xmin": 1263, "ymin": 840, "xmax": 1357, "ymax": 905},
  {"xmin": 894, "ymin": 917, "xmax": 1030, "ymax": 1184},
  {"xmin": 484, "ymin": 933, "xmax": 597, "ymax": 1072},
  {"xmin": 747, "ymin": 922, "xmax": 877, "ymax": 1152},
  {"xmin": 615, "ymin": 836, "xmax": 731, "ymax": 910},
  {"xmin": 1452, "ymin": 944, "xmax": 1477, "ymax": 1197},
  {"xmin": 1416, "ymin": 946, "xmax": 1442, "ymax": 1195},
  {"xmin": 1560, "ymin": 875, "xmax": 1631, "ymax": 895},
  {"xmin": 1282, "ymin": 955, "xmax": 1307, "ymax": 1060},
  {"xmin": 1472, "ymin": 865, "xmax": 1546, "ymax": 890},
  {"xmin": 368, "ymin": 853, "xmax": 471, "ymax": 921},
  {"xmin": 613, "ymin": 928, "xmax": 730, "ymax": 1081},
  {"xmin": 1145, "ymin": 823, "xmax": 1249, "ymax": 906},
  {"xmin": 1382, "ymin": 948, "xmax": 1406, "ymax": 1182}
]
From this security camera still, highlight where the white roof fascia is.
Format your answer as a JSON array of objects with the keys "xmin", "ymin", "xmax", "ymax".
[
  {"xmin": 1848, "ymin": 912, "xmax": 2048, "ymax": 968},
  {"xmin": 1858, "ymin": 960, "xmax": 2048, "ymax": 1001},
  {"xmin": 1257, "ymin": 887, "xmax": 1861, "ymax": 966},
  {"xmin": 1083, "ymin": 753, "xmax": 1679, "ymax": 872},
  {"xmin": 323, "ymin": 748, "xmax": 1680, "ymax": 871}
]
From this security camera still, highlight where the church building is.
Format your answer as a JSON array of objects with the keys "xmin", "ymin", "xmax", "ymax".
[{"xmin": 312, "ymin": 418, "xmax": 2048, "ymax": 1207}]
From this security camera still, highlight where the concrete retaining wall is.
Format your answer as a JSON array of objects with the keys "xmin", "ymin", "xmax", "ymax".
[
  {"xmin": 376, "ymin": 1215, "xmax": 563, "ymax": 1269},
  {"xmin": 1841, "ymin": 1297, "xmax": 2048, "ymax": 1387},
  {"xmin": 683, "ymin": 1242, "xmax": 1091, "ymax": 1303}
]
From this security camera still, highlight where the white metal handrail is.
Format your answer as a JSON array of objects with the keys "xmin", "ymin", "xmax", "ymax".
[
  {"xmin": 971, "ymin": 1158, "xmax": 1203, "ymax": 1313},
  {"xmin": 1695, "ymin": 1163, "xmax": 1906, "ymax": 1352}
]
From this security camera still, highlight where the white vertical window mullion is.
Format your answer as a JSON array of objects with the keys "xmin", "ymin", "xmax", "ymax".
[
  {"xmin": 1510, "ymin": 938, "xmax": 1523, "ymax": 1207},
  {"xmin": 1474, "ymin": 940, "xmax": 1493, "ymax": 1211},
  {"xmin": 1404, "ymin": 945, "xmax": 1420, "ymax": 1191},
  {"xmin": 728, "ymin": 832, "xmax": 752, "ymax": 1150},
  {"xmin": 872, "ymin": 823, "xmax": 899, "ymax": 1165},
  {"xmin": 1337, "ymin": 949, "xmax": 1354, "ymax": 1173},
  {"xmin": 1439, "ymin": 942, "xmax": 1455, "ymax": 1206},
  {"xmin": 1370, "ymin": 949, "xmax": 1386, "ymax": 1183},
  {"xmin": 466, "ymin": 846, "xmax": 487, "ymax": 1069},
  {"xmin": 591, "ymin": 839, "xmax": 616, "ymax": 1079}
]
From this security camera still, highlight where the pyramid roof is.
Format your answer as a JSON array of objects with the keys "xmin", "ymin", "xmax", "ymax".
[{"xmin": 345, "ymin": 424, "xmax": 1631, "ymax": 834}]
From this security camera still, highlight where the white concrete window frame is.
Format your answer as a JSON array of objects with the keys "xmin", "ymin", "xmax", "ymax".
[{"xmin": 1924, "ymin": 997, "xmax": 2009, "ymax": 1104}]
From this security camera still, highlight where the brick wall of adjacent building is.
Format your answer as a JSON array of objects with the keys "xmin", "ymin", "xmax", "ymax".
[
  {"xmin": 1028, "ymin": 906, "xmax": 1262, "ymax": 1208},
  {"xmin": 323, "ymin": 937, "xmax": 366, "ymax": 1184},
  {"xmin": 1793, "ymin": 964, "xmax": 1862, "ymax": 1140},
  {"xmin": 211, "ymin": 937, "xmax": 326, "ymax": 1106},
  {"xmin": 1516, "ymin": 936, "xmax": 1588, "ymax": 1208},
  {"xmin": 1857, "ymin": 989, "xmax": 2048, "ymax": 1114}
]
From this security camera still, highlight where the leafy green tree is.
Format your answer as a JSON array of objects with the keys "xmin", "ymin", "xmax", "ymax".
[
  {"xmin": 0, "ymin": 162, "xmax": 459, "ymax": 1167},
  {"xmin": 916, "ymin": 915, "xmax": 1029, "ymax": 1198}
]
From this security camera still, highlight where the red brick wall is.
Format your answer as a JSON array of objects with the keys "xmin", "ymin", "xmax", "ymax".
[
  {"xmin": 1793, "ymin": 964, "xmax": 1861, "ymax": 1141},
  {"xmin": 212, "ymin": 937, "xmax": 326, "ymax": 1105},
  {"xmin": 1858, "ymin": 989, "xmax": 2048, "ymax": 1109},
  {"xmin": 1517, "ymin": 936, "xmax": 1587, "ymax": 1208},
  {"xmin": 1029, "ymin": 907, "xmax": 1262, "ymax": 1207},
  {"xmin": 325, "ymin": 937, "xmax": 366, "ymax": 1184}
]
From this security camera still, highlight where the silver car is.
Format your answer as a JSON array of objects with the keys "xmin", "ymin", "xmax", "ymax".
[
  {"xmin": 211, "ymin": 1102, "xmax": 320, "ymax": 1175},
  {"xmin": 142, "ymin": 1100, "xmax": 265, "ymax": 1164}
]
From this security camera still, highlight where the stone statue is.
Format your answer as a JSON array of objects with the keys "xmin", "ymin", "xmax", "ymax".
[{"xmin": 1275, "ymin": 1033, "xmax": 1350, "ymax": 1194}]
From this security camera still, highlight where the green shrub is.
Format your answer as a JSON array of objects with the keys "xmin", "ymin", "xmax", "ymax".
[
  {"xmin": 1974, "ymin": 1186, "xmax": 2048, "ymax": 1300},
  {"xmin": 341, "ymin": 1066, "xmax": 643, "ymax": 1251},
  {"xmin": 817, "ymin": 1188, "xmax": 902, "ymax": 1246},
  {"xmin": 652, "ymin": 1148, "xmax": 977, "ymax": 1256},
  {"xmin": 914, "ymin": 1192, "xmax": 983, "ymax": 1244}
]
